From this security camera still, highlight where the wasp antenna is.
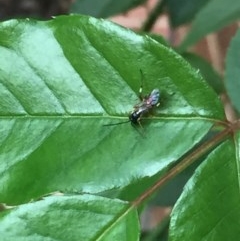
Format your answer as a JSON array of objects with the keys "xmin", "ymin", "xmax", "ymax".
[
  {"xmin": 139, "ymin": 69, "xmax": 144, "ymax": 87},
  {"xmin": 139, "ymin": 69, "xmax": 145, "ymax": 100},
  {"xmin": 103, "ymin": 120, "xmax": 130, "ymax": 126}
]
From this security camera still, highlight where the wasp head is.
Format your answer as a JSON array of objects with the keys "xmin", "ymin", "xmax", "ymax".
[{"xmin": 129, "ymin": 111, "xmax": 140, "ymax": 125}]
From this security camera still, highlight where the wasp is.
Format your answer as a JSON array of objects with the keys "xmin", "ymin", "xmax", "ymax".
[
  {"xmin": 104, "ymin": 70, "xmax": 160, "ymax": 129},
  {"xmin": 129, "ymin": 88, "xmax": 160, "ymax": 128}
]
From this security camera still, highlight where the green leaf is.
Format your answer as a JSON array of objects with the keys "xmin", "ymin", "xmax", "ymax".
[
  {"xmin": 182, "ymin": 52, "xmax": 224, "ymax": 94},
  {"xmin": 179, "ymin": 0, "xmax": 240, "ymax": 51},
  {"xmin": 70, "ymin": 0, "xmax": 147, "ymax": 18},
  {"xmin": 0, "ymin": 15, "xmax": 225, "ymax": 205},
  {"xmin": 0, "ymin": 194, "xmax": 139, "ymax": 241},
  {"xmin": 169, "ymin": 139, "xmax": 240, "ymax": 240},
  {"xmin": 225, "ymin": 29, "xmax": 240, "ymax": 113},
  {"xmin": 166, "ymin": 0, "xmax": 210, "ymax": 27}
]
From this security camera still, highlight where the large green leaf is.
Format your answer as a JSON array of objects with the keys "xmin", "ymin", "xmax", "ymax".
[
  {"xmin": 0, "ymin": 194, "xmax": 139, "ymax": 241},
  {"xmin": 225, "ymin": 29, "xmax": 240, "ymax": 114},
  {"xmin": 0, "ymin": 15, "xmax": 225, "ymax": 205},
  {"xmin": 169, "ymin": 139, "xmax": 240, "ymax": 240},
  {"xmin": 180, "ymin": 0, "xmax": 240, "ymax": 51},
  {"xmin": 70, "ymin": 0, "xmax": 147, "ymax": 18}
]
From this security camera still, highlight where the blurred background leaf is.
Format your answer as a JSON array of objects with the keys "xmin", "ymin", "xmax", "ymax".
[
  {"xmin": 225, "ymin": 29, "xmax": 240, "ymax": 114},
  {"xmin": 166, "ymin": 0, "xmax": 210, "ymax": 27},
  {"xmin": 179, "ymin": 0, "xmax": 240, "ymax": 50},
  {"xmin": 70, "ymin": 0, "xmax": 147, "ymax": 17}
]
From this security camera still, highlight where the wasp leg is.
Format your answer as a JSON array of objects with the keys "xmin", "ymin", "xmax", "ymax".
[
  {"xmin": 131, "ymin": 121, "xmax": 145, "ymax": 137},
  {"xmin": 139, "ymin": 86, "xmax": 143, "ymax": 101},
  {"xmin": 138, "ymin": 119, "xmax": 147, "ymax": 137},
  {"xmin": 137, "ymin": 118, "xmax": 144, "ymax": 130}
]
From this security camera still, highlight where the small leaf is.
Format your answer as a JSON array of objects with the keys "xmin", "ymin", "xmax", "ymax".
[
  {"xmin": 179, "ymin": 0, "xmax": 240, "ymax": 51},
  {"xmin": 225, "ymin": 29, "xmax": 240, "ymax": 113},
  {"xmin": 169, "ymin": 139, "xmax": 240, "ymax": 240},
  {"xmin": 0, "ymin": 194, "xmax": 139, "ymax": 241},
  {"xmin": 70, "ymin": 0, "xmax": 147, "ymax": 18}
]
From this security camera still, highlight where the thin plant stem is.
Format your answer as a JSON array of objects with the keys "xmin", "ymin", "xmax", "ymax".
[
  {"xmin": 132, "ymin": 127, "xmax": 232, "ymax": 207},
  {"xmin": 142, "ymin": 0, "xmax": 167, "ymax": 32}
]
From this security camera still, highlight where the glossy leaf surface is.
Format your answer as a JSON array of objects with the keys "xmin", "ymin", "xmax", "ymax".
[
  {"xmin": 225, "ymin": 29, "xmax": 240, "ymax": 113},
  {"xmin": 169, "ymin": 139, "xmax": 240, "ymax": 240},
  {"xmin": 180, "ymin": 0, "xmax": 240, "ymax": 50},
  {"xmin": 0, "ymin": 15, "xmax": 225, "ymax": 205},
  {"xmin": 0, "ymin": 194, "xmax": 139, "ymax": 241}
]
